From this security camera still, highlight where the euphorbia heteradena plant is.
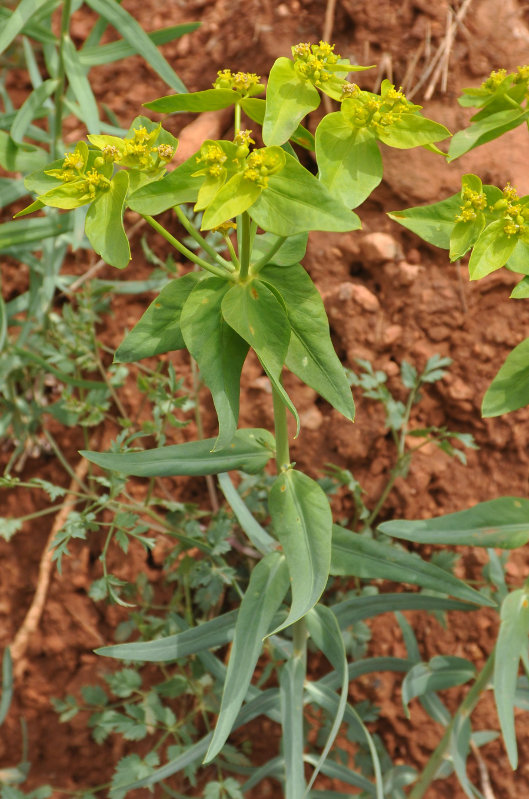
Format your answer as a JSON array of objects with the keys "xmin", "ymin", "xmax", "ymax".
[{"xmin": 17, "ymin": 42, "xmax": 529, "ymax": 799}]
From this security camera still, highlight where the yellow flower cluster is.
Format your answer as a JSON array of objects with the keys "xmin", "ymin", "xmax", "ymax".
[
  {"xmin": 343, "ymin": 83, "xmax": 411, "ymax": 133},
  {"xmin": 497, "ymin": 183, "xmax": 529, "ymax": 238},
  {"xmin": 455, "ymin": 186, "xmax": 488, "ymax": 223},
  {"xmin": 213, "ymin": 69, "xmax": 261, "ymax": 94},
  {"xmin": 243, "ymin": 148, "xmax": 284, "ymax": 188},
  {"xmin": 292, "ymin": 40, "xmax": 339, "ymax": 86}
]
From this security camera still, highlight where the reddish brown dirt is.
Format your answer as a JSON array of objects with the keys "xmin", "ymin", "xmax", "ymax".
[{"xmin": 2, "ymin": 1, "xmax": 529, "ymax": 797}]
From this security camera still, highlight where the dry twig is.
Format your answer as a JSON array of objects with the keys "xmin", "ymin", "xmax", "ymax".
[{"xmin": 10, "ymin": 458, "xmax": 90, "ymax": 675}]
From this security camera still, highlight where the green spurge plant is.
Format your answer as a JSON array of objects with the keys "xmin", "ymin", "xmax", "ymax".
[{"xmin": 12, "ymin": 40, "xmax": 529, "ymax": 798}]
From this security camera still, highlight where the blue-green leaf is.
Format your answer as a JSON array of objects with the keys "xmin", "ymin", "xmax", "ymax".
[
  {"xmin": 268, "ymin": 470, "xmax": 332, "ymax": 634},
  {"xmin": 494, "ymin": 589, "xmax": 529, "ymax": 769},
  {"xmin": 378, "ymin": 497, "xmax": 529, "ymax": 549},
  {"xmin": 181, "ymin": 277, "xmax": 249, "ymax": 451},
  {"xmin": 205, "ymin": 552, "xmax": 289, "ymax": 762},
  {"xmin": 81, "ymin": 428, "xmax": 275, "ymax": 477},
  {"xmin": 482, "ymin": 337, "xmax": 529, "ymax": 417}
]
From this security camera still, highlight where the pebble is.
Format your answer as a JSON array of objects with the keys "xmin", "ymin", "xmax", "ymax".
[
  {"xmin": 360, "ymin": 232, "xmax": 401, "ymax": 262},
  {"xmin": 300, "ymin": 407, "xmax": 324, "ymax": 431},
  {"xmin": 336, "ymin": 282, "xmax": 380, "ymax": 311}
]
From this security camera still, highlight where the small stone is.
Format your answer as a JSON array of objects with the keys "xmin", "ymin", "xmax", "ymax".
[
  {"xmin": 300, "ymin": 407, "xmax": 323, "ymax": 431},
  {"xmin": 360, "ymin": 232, "xmax": 401, "ymax": 262},
  {"xmin": 406, "ymin": 248, "xmax": 422, "ymax": 264},
  {"xmin": 382, "ymin": 324, "xmax": 403, "ymax": 346},
  {"xmin": 397, "ymin": 261, "xmax": 422, "ymax": 286},
  {"xmin": 251, "ymin": 376, "xmax": 272, "ymax": 393},
  {"xmin": 336, "ymin": 282, "xmax": 380, "ymax": 311},
  {"xmin": 428, "ymin": 325, "xmax": 451, "ymax": 342},
  {"xmin": 277, "ymin": 3, "xmax": 289, "ymax": 15}
]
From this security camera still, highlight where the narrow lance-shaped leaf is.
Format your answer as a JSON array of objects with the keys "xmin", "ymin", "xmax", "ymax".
[
  {"xmin": 180, "ymin": 277, "xmax": 249, "ymax": 451},
  {"xmin": 114, "ymin": 273, "xmax": 203, "ymax": 362},
  {"xmin": 62, "ymin": 36, "xmax": 100, "ymax": 134},
  {"xmin": 204, "ymin": 552, "xmax": 290, "ymax": 762},
  {"xmin": 482, "ymin": 337, "xmax": 529, "ymax": 417},
  {"xmin": 378, "ymin": 497, "xmax": 529, "ymax": 549},
  {"xmin": 305, "ymin": 605, "xmax": 348, "ymax": 793},
  {"xmin": 401, "ymin": 655, "xmax": 476, "ymax": 713},
  {"xmin": 0, "ymin": 0, "xmax": 51, "ymax": 55},
  {"xmin": 85, "ymin": 170, "xmax": 130, "ymax": 269},
  {"xmin": 81, "ymin": 428, "xmax": 276, "ymax": 477},
  {"xmin": 280, "ymin": 655, "xmax": 306, "ymax": 799},
  {"xmin": 494, "ymin": 589, "xmax": 529, "ymax": 769},
  {"xmin": 268, "ymin": 470, "xmax": 333, "ymax": 635},
  {"xmin": 448, "ymin": 108, "xmax": 529, "ymax": 161},
  {"xmin": 10, "ymin": 78, "xmax": 59, "ymax": 143},
  {"xmin": 331, "ymin": 524, "xmax": 495, "ymax": 606},
  {"xmin": 220, "ymin": 279, "xmax": 299, "ymax": 433},
  {"xmin": 261, "ymin": 263, "xmax": 355, "ymax": 421},
  {"xmin": 145, "ymin": 88, "xmax": 239, "ymax": 114},
  {"xmin": 96, "ymin": 610, "xmax": 239, "ymax": 662},
  {"xmin": 85, "ymin": 0, "xmax": 187, "ymax": 92}
]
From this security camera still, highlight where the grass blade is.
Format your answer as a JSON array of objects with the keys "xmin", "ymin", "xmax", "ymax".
[
  {"xmin": 62, "ymin": 36, "xmax": 100, "ymax": 133},
  {"xmin": 78, "ymin": 23, "xmax": 200, "ymax": 67},
  {"xmin": 0, "ymin": 0, "xmax": 53, "ymax": 55},
  {"xmin": 85, "ymin": 0, "xmax": 187, "ymax": 92}
]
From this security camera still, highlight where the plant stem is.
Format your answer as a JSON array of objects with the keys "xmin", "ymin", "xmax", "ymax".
[
  {"xmin": 251, "ymin": 235, "xmax": 287, "ymax": 274},
  {"xmin": 408, "ymin": 650, "xmax": 495, "ymax": 799},
  {"xmin": 234, "ymin": 102, "xmax": 241, "ymax": 134},
  {"xmin": 272, "ymin": 384, "xmax": 290, "ymax": 472},
  {"xmin": 142, "ymin": 215, "xmax": 236, "ymax": 281},
  {"xmin": 53, "ymin": 0, "xmax": 72, "ymax": 160},
  {"xmin": 239, "ymin": 212, "xmax": 251, "ymax": 280},
  {"xmin": 174, "ymin": 206, "xmax": 234, "ymax": 270}
]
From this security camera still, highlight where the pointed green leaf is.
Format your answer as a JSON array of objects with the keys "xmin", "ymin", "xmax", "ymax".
[
  {"xmin": 331, "ymin": 593, "xmax": 475, "ymax": 630},
  {"xmin": 221, "ymin": 279, "xmax": 298, "ymax": 432},
  {"xmin": 85, "ymin": 170, "xmax": 130, "ymax": 269},
  {"xmin": 388, "ymin": 194, "xmax": 460, "ymax": 250},
  {"xmin": 0, "ymin": 213, "xmax": 73, "ymax": 249},
  {"xmin": 494, "ymin": 589, "xmax": 529, "ymax": 769},
  {"xmin": 145, "ymin": 88, "xmax": 237, "ymax": 114},
  {"xmin": 205, "ymin": 552, "xmax": 289, "ymax": 762},
  {"xmin": 96, "ymin": 610, "xmax": 239, "ymax": 661},
  {"xmin": 506, "ymin": 239, "xmax": 529, "ymax": 276},
  {"xmin": 241, "ymin": 97, "xmax": 315, "ymax": 150},
  {"xmin": 62, "ymin": 36, "xmax": 100, "ymax": 134},
  {"xmin": 0, "ymin": 0, "xmax": 51, "ymax": 55},
  {"xmin": 280, "ymin": 655, "xmax": 306, "ymax": 798},
  {"xmin": 316, "ymin": 114, "xmax": 382, "ymax": 208},
  {"xmin": 217, "ymin": 472, "xmax": 276, "ymax": 555},
  {"xmin": 379, "ymin": 497, "xmax": 529, "ymax": 548},
  {"xmin": 268, "ymin": 470, "xmax": 332, "ymax": 634},
  {"xmin": 114, "ymin": 273, "xmax": 203, "ymax": 362},
  {"xmin": 10, "ymin": 78, "xmax": 59, "ymax": 143},
  {"xmin": 482, "ymin": 337, "xmax": 529, "ymax": 417},
  {"xmin": 251, "ymin": 232, "xmax": 308, "ymax": 267},
  {"xmin": 511, "ymin": 276, "xmax": 529, "ymax": 298},
  {"xmin": 377, "ymin": 114, "xmax": 450, "ymax": 149},
  {"xmin": 305, "ymin": 605, "xmax": 348, "ymax": 793},
  {"xmin": 181, "ymin": 277, "xmax": 249, "ymax": 450},
  {"xmin": 448, "ymin": 108, "xmax": 529, "ymax": 161},
  {"xmin": 0, "ymin": 131, "xmax": 48, "ymax": 172},
  {"xmin": 331, "ymin": 525, "xmax": 495, "ymax": 606},
  {"xmin": 127, "ymin": 154, "xmax": 200, "ymax": 214},
  {"xmin": 201, "ymin": 172, "xmax": 262, "ymax": 230},
  {"xmin": 263, "ymin": 57, "xmax": 320, "ymax": 145},
  {"xmin": 468, "ymin": 219, "xmax": 517, "ymax": 280},
  {"xmin": 402, "ymin": 656, "xmax": 476, "ymax": 711},
  {"xmin": 262, "ymin": 263, "xmax": 355, "ymax": 421},
  {"xmin": 0, "ymin": 648, "xmax": 13, "ymax": 725},
  {"xmin": 80, "ymin": 428, "xmax": 275, "ymax": 477},
  {"xmin": 250, "ymin": 153, "xmax": 360, "ymax": 236},
  {"xmin": 79, "ymin": 23, "xmax": 200, "ymax": 66},
  {"xmin": 85, "ymin": 0, "xmax": 187, "ymax": 92}
]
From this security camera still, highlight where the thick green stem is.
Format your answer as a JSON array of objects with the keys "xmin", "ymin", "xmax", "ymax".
[
  {"xmin": 239, "ymin": 212, "xmax": 251, "ymax": 280},
  {"xmin": 234, "ymin": 103, "xmax": 241, "ymax": 134},
  {"xmin": 142, "ymin": 215, "xmax": 236, "ymax": 281},
  {"xmin": 53, "ymin": 0, "xmax": 72, "ymax": 160},
  {"xmin": 174, "ymin": 206, "xmax": 234, "ymax": 271},
  {"xmin": 251, "ymin": 236, "xmax": 287, "ymax": 275},
  {"xmin": 408, "ymin": 651, "xmax": 495, "ymax": 799},
  {"xmin": 272, "ymin": 384, "xmax": 290, "ymax": 472}
]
